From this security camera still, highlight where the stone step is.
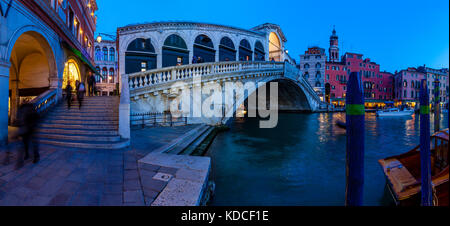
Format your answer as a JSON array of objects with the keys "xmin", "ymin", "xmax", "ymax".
[
  {"xmin": 35, "ymin": 133, "xmax": 121, "ymax": 142},
  {"xmin": 37, "ymin": 128, "xmax": 118, "ymax": 136},
  {"xmin": 166, "ymin": 125, "xmax": 211, "ymax": 155},
  {"xmin": 179, "ymin": 127, "xmax": 215, "ymax": 155},
  {"xmin": 51, "ymin": 109, "xmax": 119, "ymax": 114},
  {"xmin": 38, "ymin": 123, "xmax": 118, "ymax": 130},
  {"xmin": 36, "ymin": 138, "xmax": 130, "ymax": 149},
  {"xmin": 47, "ymin": 115, "xmax": 119, "ymax": 121},
  {"xmin": 43, "ymin": 120, "xmax": 118, "ymax": 125}
]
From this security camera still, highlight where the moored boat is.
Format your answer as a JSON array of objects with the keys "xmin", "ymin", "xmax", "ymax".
[
  {"xmin": 378, "ymin": 129, "xmax": 449, "ymax": 206},
  {"xmin": 376, "ymin": 108, "xmax": 414, "ymax": 117}
]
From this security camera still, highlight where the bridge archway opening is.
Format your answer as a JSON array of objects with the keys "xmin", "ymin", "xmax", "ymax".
[
  {"xmin": 239, "ymin": 39, "xmax": 253, "ymax": 61},
  {"xmin": 193, "ymin": 35, "xmax": 215, "ymax": 63},
  {"xmin": 227, "ymin": 78, "xmax": 312, "ymax": 125},
  {"xmin": 162, "ymin": 34, "xmax": 189, "ymax": 67},
  {"xmin": 125, "ymin": 38, "xmax": 156, "ymax": 74},
  {"xmin": 269, "ymin": 32, "xmax": 282, "ymax": 62},
  {"xmin": 254, "ymin": 41, "xmax": 265, "ymax": 61},
  {"xmin": 219, "ymin": 37, "xmax": 236, "ymax": 61},
  {"xmin": 8, "ymin": 31, "xmax": 56, "ymax": 124}
]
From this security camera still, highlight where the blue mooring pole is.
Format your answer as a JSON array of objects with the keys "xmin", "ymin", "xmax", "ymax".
[
  {"xmin": 420, "ymin": 79, "xmax": 432, "ymax": 206},
  {"xmin": 433, "ymin": 79, "xmax": 440, "ymax": 133},
  {"xmin": 345, "ymin": 72, "xmax": 365, "ymax": 206}
]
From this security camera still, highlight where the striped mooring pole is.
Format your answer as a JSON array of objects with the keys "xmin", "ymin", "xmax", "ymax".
[
  {"xmin": 420, "ymin": 79, "xmax": 432, "ymax": 206},
  {"xmin": 433, "ymin": 79, "xmax": 440, "ymax": 132},
  {"xmin": 345, "ymin": 72, "xmax": 365, "ymax": 206}
]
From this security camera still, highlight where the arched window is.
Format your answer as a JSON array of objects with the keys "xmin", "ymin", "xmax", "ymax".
[
  {"xmin": 316, "ymin": 71, "xmax": 321, "ymax": 78},
  {"xmin": 125, "ymin": 38, "xmax": 156, "ymax": 74},
  {"xmin": 304, "ymin": 63, "xmax": 310, "ymax": 69},
  {"xmin": 239, "ymin": 39, "xmax": 252, "ymax": 61},
  {"xmin": 315, "ymin": 82, "xmax": 321, "ymax": 87},
  {"xmin": 316, "ymin": 63, "xmax": 321, "ymax": 69},
  {"xmin": 101, "ymin": 67, "xmax": 107, "ymax": 83},
  {"xmin": 304, "ymin": 72, "xmax": 309, "ymax": 78},
  {"xmin": 219, "ymin": 37, "xmax": 236, "ymax": 61},
  {"xmin": 109, "ymin": 48, "xmax": 115, "ymax": 62},
  {"xmin": 254, "ymin": 41, "xmax": 265, "ymax": 61},
  {"xmin": 162, "ymin": 34, "xmax": 189, "ymax": 67},
  {"xmin": 103, "ymin": 47, "xmax": 108, "ymax": 61},
  {"xmin": 193, "ymin": 34, "xmax": 215, "ymax": 63},
  {"xmin": 109, "ymin": 68, "xmax": 115, "ymax": 83},
  {"xmin": 95, "ymin": 46, "xmax": 102, "ymax": 61}
]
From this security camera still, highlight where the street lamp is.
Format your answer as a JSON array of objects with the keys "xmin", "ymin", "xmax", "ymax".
[{"xmin": 96, "ymin": 33, "xmax": 116, "ymax": 43}]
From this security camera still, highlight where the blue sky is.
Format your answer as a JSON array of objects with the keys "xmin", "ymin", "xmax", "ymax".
[{"xmin": 95, "ymin": 0, "xmax": 449, "ymax": 72}]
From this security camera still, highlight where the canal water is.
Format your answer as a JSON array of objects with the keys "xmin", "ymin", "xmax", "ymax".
[{"xmin": 206, "ymin": 112, "xmax": 449, "ymax": 206}]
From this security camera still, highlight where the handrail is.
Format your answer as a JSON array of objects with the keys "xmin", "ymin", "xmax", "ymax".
[{"xmin": 29, "ymin": 89, "xmax": 58, "ymax": 115}]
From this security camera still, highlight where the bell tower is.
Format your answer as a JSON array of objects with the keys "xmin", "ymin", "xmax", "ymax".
[{"xmin": 329, "ymin": 26, "xmax": 339, "ymax": 62}]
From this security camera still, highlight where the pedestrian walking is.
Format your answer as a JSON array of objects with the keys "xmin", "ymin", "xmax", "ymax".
[
  {"xmin": 66, "ymin": 81, "xmax": 73, "ymax": 109},
  {"xmin": 15, "ymin": 103, "xmax": 40, "ymax": 169},
  {"xmin": 88, "ymin": 73, "xmax": 96, "ymax": 96},
  {"xmin": 77, "ymin": 81, "xmax": 86, "ymax": 109}
]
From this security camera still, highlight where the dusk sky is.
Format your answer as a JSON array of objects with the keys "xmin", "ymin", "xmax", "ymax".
[{"xmin": 95, "ymin": 0, "xmax": 449, "ymax": 72}]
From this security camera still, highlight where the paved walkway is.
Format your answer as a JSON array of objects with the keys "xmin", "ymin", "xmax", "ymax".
[{"xmin": 0, "ymin": 126, "xmax": 198, "ymax": 206}]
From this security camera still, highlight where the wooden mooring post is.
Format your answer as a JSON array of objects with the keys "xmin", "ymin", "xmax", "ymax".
[
  {"xmin": 345, "ymin": 72, "xmax": 365, "ymax": 206},
  {"xmin": 420, "ymin": 79, "xmax": 432, "ymax": 206}
]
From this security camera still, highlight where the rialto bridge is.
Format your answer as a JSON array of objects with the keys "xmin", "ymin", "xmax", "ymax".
[{"xmin": 116, "ymin": 22, "xmax": 323, "ymax": 139}]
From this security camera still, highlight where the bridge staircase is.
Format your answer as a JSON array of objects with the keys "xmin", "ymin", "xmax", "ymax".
[{"xmin": 34, "ymin": 94, "xmax": 129, "ymax": 149}]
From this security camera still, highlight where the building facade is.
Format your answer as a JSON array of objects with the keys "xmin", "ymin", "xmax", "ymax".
[
  {"xmin": 393, "ymin": 67, "xmax": 426, "ymax": 108},
  {"xmin": 417, "ymin": 66, "xmax": 449, "ymax": 108},
  {"xmin": 299, "ymin": 47, "xmax": 326, "ymax": 100},
  {"xmin": 94, "ymin": 39, "xmax": 118, "ymax": 96},
  {"xmin": 322, "ymin": 29, "xmax": 394, "ymax": 108},
  {"xmin": 0, "ymin": 0, "xmax": 98, "ymax": 144}
]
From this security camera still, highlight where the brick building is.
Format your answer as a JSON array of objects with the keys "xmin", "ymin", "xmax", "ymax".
[
  {"xmin": 393, "ymin": 67, "xmax": 426, "ymax": 108},
  {"xmin": 299, "ymin": 47, "xmax": 326, "ymax": 100},
  {"xmin": 94, "ymin": 39, "xmax": 118, "ymax": 96}
]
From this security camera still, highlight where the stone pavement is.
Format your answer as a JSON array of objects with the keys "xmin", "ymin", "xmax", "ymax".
[{"xmin": 0, "ymin": 125, "xmax": 198, "ymax": 206}]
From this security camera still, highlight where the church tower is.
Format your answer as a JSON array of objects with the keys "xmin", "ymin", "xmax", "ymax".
[{"xmin": 329, "ymin": 27, "xmax": 339, "ymax": 62}]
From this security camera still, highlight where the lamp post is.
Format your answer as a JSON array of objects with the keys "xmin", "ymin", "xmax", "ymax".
[{"xmin": 96, "ymin": 33, "xmax": 116, "ymax": 43}]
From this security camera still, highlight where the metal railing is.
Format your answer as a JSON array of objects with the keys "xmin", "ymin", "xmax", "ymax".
[{"xmin": 130, "ymin": 112, "xmax": 188, "ymax": 127}]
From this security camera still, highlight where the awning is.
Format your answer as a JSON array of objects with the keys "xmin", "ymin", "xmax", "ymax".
[{"xmin": 62, "ymin": 41, "xmax": 101, "ymax": 77}]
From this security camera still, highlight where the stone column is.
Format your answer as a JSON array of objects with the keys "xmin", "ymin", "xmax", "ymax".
[
  {"xmin": 0, "ymin": 60, "xmax": 11, "ymax": 145},
  {"xmin": 119, "ymin": 73, "xmax": 131, "ymax": 140}
]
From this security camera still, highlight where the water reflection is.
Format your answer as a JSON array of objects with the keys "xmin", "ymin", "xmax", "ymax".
[{"xmin": 207, "ymin": 112, "xmax": 449, "ymax": 206}]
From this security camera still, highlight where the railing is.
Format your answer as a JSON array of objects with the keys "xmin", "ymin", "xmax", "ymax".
[
  {"xmin": 128, "ymin": 61, "xmax": 284, "ymax": 91},
  {"xmin": 130, "ymin": 112, "xmax": 188, "ymax": 127},
  {"xmin": 29, "ymin": 89, "xmax": 58, "ymax": 115}
]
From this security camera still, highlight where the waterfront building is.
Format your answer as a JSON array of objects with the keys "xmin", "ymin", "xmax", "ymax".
[
  {"xmin": 323, "ymin": 29, "xmax": 394, "ymax": 108},
  {"xmin": 299, "ymin": 47, "xmax": 326, "ymax": 100},
  {"xmin": 0, "ymin": 0, "xmax": 98, "ymax": 144},
  {"xmin": 393, "ymin": 67, "xmax": 426, "ymax": 108},
  {"xmin": 94, "ymin": 39, "xmax": 118, "ymax": 96},
  {"xmin": 417, "ymin": 66, "xmax": 449, "ymax": 108}
]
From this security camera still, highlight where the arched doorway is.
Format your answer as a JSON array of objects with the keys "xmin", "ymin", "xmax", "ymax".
[
  {"xmin": 125, "ymin": 38, "xmax": 156, "ymax": 74},
  {"xmin": 193, "ymin": 35, "xmax": 215, "ymax": 63},
  {"xmin": 162, "ymin": 34, "xmax": 189, "ymax": 67},
  {"xmin": 269, "ymin": 32, "xmax": 282, "ymax": 61},
  {"xmin": 8, "ymin": 31, "xmax": 56, "ymax": 124},
  {"xmin": 239, "ymin": 39, "xmax": 252, "ymax": 61},
  {"xmin": 62, "ymin": 59, "xmax": 81, "ymax": 89},
  {"xmin": 254, "ymin": 41, "xmax": 265, "ymax": 61},
  {"xmin": 219, "ymin": 37, "xmax": 236, "ymax": 61}
]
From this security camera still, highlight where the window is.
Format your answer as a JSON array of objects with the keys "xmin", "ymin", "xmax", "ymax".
[
  {"xmin": 304, "ymin": 64, "xmax": 310, "ymax": 69},
  {"xmin": 103, "ymin": 47, "xmax": 108, "ymax": 61},
  {"xmin": 316, "ymin": 55, "xmax": 321, "ymax": 59},
  {"xmin": 316, "ymin": 63, "xmax": 321, "ymax": 69},
  {"xmin": 141, "ymin": 62, "xmax": 147, "ymax": 72},
  {"xmin": 316, "ymin": 72, "xmax": 321, "ymax": 78},
  {"xmin": 109, "ymin": 48, "xmax": 115, "ymax": 61},
  {"xmin": 109, "ymin": 68, "xmax": 115, "ymax": 83},
  {"xmin": 95, "ymin": 46, "xmax": 101, "ymax": 61},
  {"xmin": 101, "ymin": 68, "xmax": 107, "ymax": 83}
]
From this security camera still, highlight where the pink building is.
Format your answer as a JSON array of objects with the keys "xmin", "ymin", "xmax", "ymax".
[{"xmin": 394, "ymin": 67, "xmax": 426, "ymax": 108}]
